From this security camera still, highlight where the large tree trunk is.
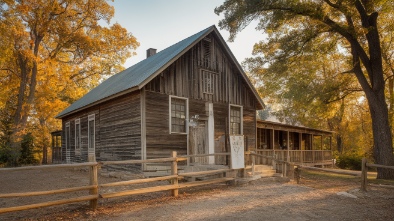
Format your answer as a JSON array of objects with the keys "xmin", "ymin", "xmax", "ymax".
[{"xmin": 366, "ymin": 89, "xmax": 394, "ymax": 179}]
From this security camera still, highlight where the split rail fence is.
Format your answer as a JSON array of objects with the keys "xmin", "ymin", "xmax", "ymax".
[
  {"xmin": 247, "ymin": 153, "xmax": 394, "ymax": 191},
  {"xmin": 0, "ymin": 151, "xmax": 234, "ymax": 214}
]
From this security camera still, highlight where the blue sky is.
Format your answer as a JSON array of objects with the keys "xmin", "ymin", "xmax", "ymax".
[{"xmin": 108, "ymin": 0, "xmax": 263, "ymax": 68}]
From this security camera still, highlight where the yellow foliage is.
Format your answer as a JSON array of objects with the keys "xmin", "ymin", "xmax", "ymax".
[{"xmin": 0, "ymin": 0, "xmax": 139, "ymax": 161}]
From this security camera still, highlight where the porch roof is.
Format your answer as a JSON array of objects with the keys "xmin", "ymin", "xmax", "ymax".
[{"xmin": 257, "ymin": 120, "xmax": 333, "ymax": 136}]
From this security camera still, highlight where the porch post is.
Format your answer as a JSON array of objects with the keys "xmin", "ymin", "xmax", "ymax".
[
  {"xmin": 311, "ymin": 135, "xmax": 315, "ymax": 163},
  {"xmin": 287, "ymin": 131, "xmax": 290, "ymax": 162},
  {"xmin": 207, "ymin": 103, "xmax": 214, "ymax": 164},
  {"xmin": 299, "ymin": 133, "xmax": 303, "ymax": 164},
  {"xmin": 271, "ymin": 129, "xmax": 275, "ymax": 153}
]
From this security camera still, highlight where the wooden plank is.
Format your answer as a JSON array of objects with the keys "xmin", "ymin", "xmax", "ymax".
[
  {"xmin": 178, "ymin": 177, "xmax": 234, "ymax": 189},
  {"xmin": 100, "ymin": 175, "xmax": 178, "ymax": 188},
  {"xmin": 366, "ymin": 163, "xmax": 394, "ymax": 170},
  {"xmin": 89, "ymin": 164, "xmax": 98, "ymax": 209},
  {"xmin": 171, "ymin": 151, "xmax": 178, "ymax": 196},
  {"xmin": 180, "ymin": 169, "xmax": 233, "ymax": 177},
  {"xmin": 0, "ymin": 185, "xmax": 96, "ymax": 198},
  {"xmin": 99, "ymin": 185, "xmax": 178, "ymax": 199},
  {"xmin": 0, "ymin": 195, "xmax": 98, "ymax": 214},
  {"xmin": 101, "ymin": 157, "xmax": 187, "ymax": 165},
  {"xmin": 299, "ymin": 166, "xmax": 361, "ymax": 176},
  {"xmin": 180, "ymin": 153, "xmax": 230, "ymax": 158},
  {"xmin": 0, "ymin": 162, "xmax": 98, "ymax": 171}
]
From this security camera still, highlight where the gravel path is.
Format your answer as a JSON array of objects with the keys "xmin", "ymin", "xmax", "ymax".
[
  {"xmin": 1, "ymin": 169, "xmax": 393, "ymax": 221},
  {"xmin": 94, "ymin": 178, "xmax": 394, "ymax": 221}
]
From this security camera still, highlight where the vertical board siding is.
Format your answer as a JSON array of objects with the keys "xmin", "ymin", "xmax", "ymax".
[
  {"xmin": 145, "ymin": 34, "xmax": 258, "ymax": 109},
  {"xmin": 143, "ymin": 33, "xmax": 259, "ymax": 163}
]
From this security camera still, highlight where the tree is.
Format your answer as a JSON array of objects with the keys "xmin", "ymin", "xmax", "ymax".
[
  {"xmin": 0, "ymin": 0, "xmax": 139, "ymax": 165},
  {"xmin": 216, "ymin": 0, "xmax": 394, "ymax": 179}
]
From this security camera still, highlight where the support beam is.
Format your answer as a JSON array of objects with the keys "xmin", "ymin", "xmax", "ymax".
[{"xmin": 287, "ymin": 131, "xmax": 290, "ymax": 162}]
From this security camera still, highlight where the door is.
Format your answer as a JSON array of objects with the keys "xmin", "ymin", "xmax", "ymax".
[{"xmin": 189, "ymin": 120, "xmax": 208, "ymax": 164}]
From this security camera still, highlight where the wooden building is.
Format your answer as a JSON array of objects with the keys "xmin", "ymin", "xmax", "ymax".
[
  {"xmin": 55, "ymin": 26, "xmax": 264, "ymax": 170},
  {"xmin": 255, "ymin": 120, "xmax": 333, "ymax": 166}
]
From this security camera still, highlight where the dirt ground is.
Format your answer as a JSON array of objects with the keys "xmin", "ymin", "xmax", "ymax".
[{"xmin": 0, "ymin": 168, "xmax": 393, "ymax": 221}]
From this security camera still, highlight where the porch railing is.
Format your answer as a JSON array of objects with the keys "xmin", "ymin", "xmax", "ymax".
[{"xmin": 255, "ymin": 149, "xmax": 332, "ymax": 165}]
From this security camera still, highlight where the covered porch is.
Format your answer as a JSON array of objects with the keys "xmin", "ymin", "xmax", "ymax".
[{"xmin": 255, "ymin": 120, "xmax": 333, "ymax": 167}]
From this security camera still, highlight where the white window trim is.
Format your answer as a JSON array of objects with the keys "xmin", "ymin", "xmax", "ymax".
[
  {"xmin": 65, "ymin": 122, "xmax": 70, "ymax": 163},
  {"xmin": 88, "ymin": 114, "xmax": 95, "ymax": 151},
  {"xmin": 229, "ymin": 104, "xmax": 243, "ymax": 135},
  {"xmin": 75, "ymin": 118, "xmax": 81, "ymax": 151},
  {"xmin": 169, "ymin": 95, "xmax": 189, "ymax": 134}
]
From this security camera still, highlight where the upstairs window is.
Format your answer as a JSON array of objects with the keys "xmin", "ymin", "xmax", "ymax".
[
  {"xmin": 202, "ymin": 70, "xmax": 215, "ymax": 94},
  {"xmin": 170, "ymin": 96, "xmax": 188, "ymax": 134}
]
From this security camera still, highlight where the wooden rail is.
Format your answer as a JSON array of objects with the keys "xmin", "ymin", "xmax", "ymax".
[
  {"xmin": 0, "ymin": 151, "xmax": 236, "ymax": 214},
  {"xmin": 361, "ymin": 158, "xmax": 394, "ymax": 191}
]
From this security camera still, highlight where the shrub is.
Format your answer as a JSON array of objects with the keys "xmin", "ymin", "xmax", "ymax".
[{"xmin": 336, "ymin": 153, "xmax": 363, "ymax": 170}]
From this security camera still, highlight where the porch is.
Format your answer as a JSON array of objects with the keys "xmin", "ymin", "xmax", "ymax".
[{"xmin": 255, "ymin": 120, "xmax": 334, "ymax": 167}]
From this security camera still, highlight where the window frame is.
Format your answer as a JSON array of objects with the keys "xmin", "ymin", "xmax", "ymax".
[
  {"xmin": 88, "ymin": 114, "xmax": 95, "ymax": 152},
  {"xmin": 75, "ymin": 118, "xmax": 81, "ymax": 154},
  {"xmin": 201, "ymin": 70, "xmax": 216, "ymax": 94},
  {"xmin": 169, "ymin": 95, "xmax": 188, "ymax": 134},
  {"xmin": 65, "ymin": 122, "xmax": 71, "ymax": 163},
  {"xmin": 229, "ymin": 105, "xmax": 243, "ymax": 135}
]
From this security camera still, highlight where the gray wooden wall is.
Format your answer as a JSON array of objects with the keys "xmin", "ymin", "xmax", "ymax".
[{"xmin": 61, "ymin": 92, "xmax": 141, "ymax": 163}]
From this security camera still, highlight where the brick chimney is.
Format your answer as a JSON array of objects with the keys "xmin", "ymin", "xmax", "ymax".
[{"xmin": 146, "ymin": 48, "xmax": 157, "ymax": 58}]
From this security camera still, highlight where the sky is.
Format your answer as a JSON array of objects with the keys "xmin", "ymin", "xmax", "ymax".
[{"xmin": 108, "ymin": 0, "xmax": 263, "ymax": 68}]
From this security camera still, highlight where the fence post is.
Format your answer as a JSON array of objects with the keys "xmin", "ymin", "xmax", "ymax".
[
  {"xmin": 289, "ymin": 163, "xmax": 294, "ymax": 179},
  {"xmin": 294, "ymin": 166, "xmax": 300, "ymax": 184},
  {"xmin": 89, "ymin": 163, "xmax": 98, "ymax": 210},
  {"xmin": 272, "ymin": 154, "xmax": 277, "ymax": 170},
  {"xmin": 171, "ymin": 151, "xmax": 179, "ymax": 197},
  {"xmin": 361, "ymin": 157, "xmax": 367, "ymax": 192}
]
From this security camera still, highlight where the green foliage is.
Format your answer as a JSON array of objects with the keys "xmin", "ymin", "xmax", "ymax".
[
  {"xmin": 19, "ymin": 133, "xmax": 39, "ymax": 165},
  {"xmin": 336, "ymin": 153, "xmax": 363, "ymax": 171},
  {"xmin": 216, "ymin": 0, "xmax": 394, "ymax": 179},
  {"xmin": 0, "ymin": 144, "xmax": 12, "ymax": 167}
]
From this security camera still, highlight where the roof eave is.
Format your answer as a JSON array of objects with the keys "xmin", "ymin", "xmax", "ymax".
[{"xmin": 55, "ymin": 86, "xmax": 139, "ymax": 119}]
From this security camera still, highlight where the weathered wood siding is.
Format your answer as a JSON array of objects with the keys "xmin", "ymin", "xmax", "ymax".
[
  {"xmin": 144, "ymin": 33, "xmax": 258, "ymax": 163},
  {"xmin": 145, "ymin": 91, "xmax": 187, "ymax": 159},
  {"xmin": 144, "ymin": 33, "xmax": 258, "ymax": 109},
  {"xmin": 61, "ymin": 92, "xmax": 141, "ymax": 163}
]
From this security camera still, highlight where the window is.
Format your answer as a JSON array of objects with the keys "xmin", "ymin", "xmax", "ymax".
[
  {"xmin": 65, "ymin": 122, "xmax": 70, "ymax": 163},
  {"xmin": 170, "ymin": 96, "xmax": 188, "ymax": 133},
  {"xmin": 75, "ymin": 119, "xmax": 81, "ymax": 155},
  {"xmin": 202, "ymin": 70, "xmax": 215, "ymax": 94},
  {"xmin": 88, "ymin": 114, "xmax": 95, "ymax": 152},
  {"xmin": 230, "ymin": 105, "xmax": 242, "ymax": 135}
]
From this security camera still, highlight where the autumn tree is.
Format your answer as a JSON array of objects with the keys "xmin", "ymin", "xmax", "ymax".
[
  {"xmin": 0, "ymin": 0, "xmax": 139, "ymax": 165},
  {"xmin": 215, "ymin": 0, "xmax": 394, "ymax": 179}
]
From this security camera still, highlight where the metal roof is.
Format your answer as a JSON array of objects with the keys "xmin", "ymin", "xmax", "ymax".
[{"xmin": 56, "ymin": 25, "xmax": 264, "ymax": 118}]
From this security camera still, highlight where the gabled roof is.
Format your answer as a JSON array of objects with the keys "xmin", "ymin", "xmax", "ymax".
[{"xmin": 56, "ymin": 25, "xmax": 264, "ymax": 119}]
